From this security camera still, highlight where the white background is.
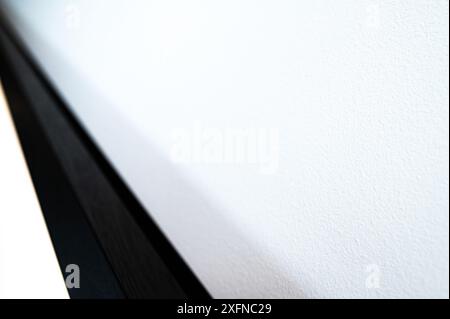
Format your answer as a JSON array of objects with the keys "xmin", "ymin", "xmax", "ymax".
[{"xmin": 0, "ymin": 84, "xmax": 68, "ymax": 299}]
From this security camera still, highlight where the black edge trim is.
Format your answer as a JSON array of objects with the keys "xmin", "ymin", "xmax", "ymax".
[{"xmin": 0, "ymin": 10, "xmax": 210, "ymax": 299}]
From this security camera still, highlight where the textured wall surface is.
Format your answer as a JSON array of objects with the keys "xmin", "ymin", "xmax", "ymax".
[{"xmin": 2, "ymin": 0, "xmax": 448, "ymax": 298}]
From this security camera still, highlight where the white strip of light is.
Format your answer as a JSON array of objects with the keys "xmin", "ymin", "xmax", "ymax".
[{"xmin": 0, "ymin": 81, "xmax": 69, "ymax": 299}]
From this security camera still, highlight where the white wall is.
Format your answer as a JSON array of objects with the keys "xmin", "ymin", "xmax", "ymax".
[{"xmin": 1, "ymin": 0, "xmax": 448, "ymax": 298}]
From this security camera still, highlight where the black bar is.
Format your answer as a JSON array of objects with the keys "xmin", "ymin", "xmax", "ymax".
[
  {"xmin": 0, "ymin": 11, "xmax": 210, "ymax": 299},
  {"xmin": 0, "ymin": 25, "xmax": 125, "ymax": 299}
]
